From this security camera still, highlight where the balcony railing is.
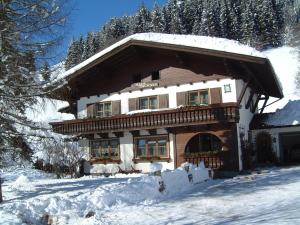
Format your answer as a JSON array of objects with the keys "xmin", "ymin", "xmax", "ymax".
[{"xmin": 50, "ymin": 103, "xmax": 239, "ymax": 135}]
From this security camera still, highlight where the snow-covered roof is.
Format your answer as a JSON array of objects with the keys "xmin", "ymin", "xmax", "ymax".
[
  {"xmin": 251, "ymin": 100, "xmax": 300, "ymax": 129},
  {"xmin": 61, "ymin": 33, "xmax": 266, "ymax": 81}
]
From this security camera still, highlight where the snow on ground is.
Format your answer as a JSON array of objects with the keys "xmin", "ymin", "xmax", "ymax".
[{"xmin": 0, "ymin": 166, "xmax": 300, "ymax": 225}]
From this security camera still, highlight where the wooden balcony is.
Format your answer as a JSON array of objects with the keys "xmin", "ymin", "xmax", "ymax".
[{"xmin": 50, "ymin": 103, "xmax": 239, "ymax": 135}]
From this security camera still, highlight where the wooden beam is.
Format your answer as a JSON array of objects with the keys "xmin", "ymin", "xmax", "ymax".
[
  {"xmin": 98, "ymin": 133, "xmax": 109, "ymax": 139},
  {"xmin": 239, "ymin": 62, "xmax": 267, "ymax": 96},
  {"xmin": 130, "ymin": 130, "xmax": 140, "ymax": 137},
  {"xmin": 113, "ymin": 131, "xmax": 124, "ymax": 138},
  {"xmin": 148, "ymin": 129, "xmax": 157, "ymax": 135},
  {"xmin": 251, "ymin": 94, "xmax": 261, "ymax": 113},
  {"xmin": 260, "ymin": 95, "xmax": 269, "ymax": 114},
  {"xmin": 245, "ymin": 90, "xmax": 255, "ymax": 109},
  {"xmin": 237, "ymin": 81, "xmax": 249, "ymax": 106}
]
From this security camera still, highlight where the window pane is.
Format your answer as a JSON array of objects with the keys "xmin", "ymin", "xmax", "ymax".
[
  {"xmin": 96, "ymin": 103, "xmax": 104, "ymax": 117},
  {"xmin": 101, "ymin": 141, "xmax": 109, "ymax": 157},
  {"xmin": 158, "ymin": 140, "xmax": 167, "ymax": 156},
  {"xmin": 189, "ymin": 92, "xmax": 199, "ymax": 106},
  {"xmin": 149, "ymin": 97, "xmax": 158, "ymax": 109},
  {"xmin": 139, "ymin": 98, "xmax": 148, "ymax": 109},
  {"xmin": 137, "ymin": 139, "xmax": 146, "ymax": 157},
  {"xmin": 199, "ymin": 91, "xmax": 209, "ymax": 105},
  {"xmin": 148, "ymin": 140, "xmax": 156, "ymax": 156}
]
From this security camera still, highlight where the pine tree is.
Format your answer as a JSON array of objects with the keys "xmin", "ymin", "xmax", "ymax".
[
  {"xmin": 192, "ymin": 0, "xmax": 203, "ymax": 35},
  {"xmin": 200, "ymin": 0, "xmax": 221, "ymax": 37},
  {"xmin": 83, "ymin": 32, "xmax": 94, "ymax": 60},
  {"xmin": 241, "ymin": 0, "xmax": 258, "ymax": 46},
  {"xmin": 133, "ymin": 3, "xmax": 151, "ymax": 33},
  {"xmin": 168, "ymin": 0, "xmax": 184, "ymax": 34},
  {"xmin": 183, "ymin": 0, "xmax": 198, "ymax": 34},
  {"xmin": 65, "ymin": 39, "xmax": 80, "ymax": 70},
  {"xmin": 162, "ymin": 6, "xmax": 171, "ymax": 33},
  {"xmin": 256, "ymin": 0, "xmax": 281, "ymax": 48},
  {"xmin": 151, "ymin": 3, "xmax": 164, "ymax": 32},
  {"xmin": 0, "ymin": 0, "xmax": 69, "ymax": 162},
  {"xmin": 41, "ymin": 61, "xmax": 51, "ymax": 82}
]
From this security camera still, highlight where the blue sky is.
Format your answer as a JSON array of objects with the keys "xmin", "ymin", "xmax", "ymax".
[
  {"xmin": 55, "ymin": 0, "xmax": 167, "ymax": 62},
  {"xmin": 64, "ymin": 0, "xmax": 167, "ymax": 47}
]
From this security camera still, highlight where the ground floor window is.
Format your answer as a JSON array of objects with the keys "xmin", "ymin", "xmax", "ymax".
[
  {"xmin": 90, "ymin": 139, "xmax": 120, "ymax": 160},
  {"xmin": 134, "ymin": 135, "xmax": 169, "ymax": 159}
]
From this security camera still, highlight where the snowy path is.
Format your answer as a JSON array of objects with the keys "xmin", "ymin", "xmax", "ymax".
[
  {"xmin": 1, "ymin": 166, "xmax": 300, "ymax": 224},
  {"xmin": 100, "ymin": 167, "xmax": 300, "ymax": 225}
]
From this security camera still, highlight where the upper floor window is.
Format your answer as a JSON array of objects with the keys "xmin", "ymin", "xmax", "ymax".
[
  {"xmin": 151, "ymin": 71, "xmax": 160, "ymax": 80},
  {"xmin": 96, "ymin": 102, "xmax": 112, "ymax": 117},
  {"xmin": 133, "ymin": 74, "xmax": 142, "ymax": 83},
  {"xmin": 139, "ymin": 96, "xmax": 158, "ymax": 110},
  {"xmin": 188, "ymin": 90, "xmax": 209, "ymax": 106}
]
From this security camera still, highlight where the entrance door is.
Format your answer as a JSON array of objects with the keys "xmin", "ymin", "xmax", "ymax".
[{"xmin": 256, "ymin": 132, "xmax": 274, "ymax": 163}]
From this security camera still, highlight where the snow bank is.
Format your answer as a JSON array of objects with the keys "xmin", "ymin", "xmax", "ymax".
[
  {"xmin": 12, "ymin": 175, "xmax": 34, "ymax": 191},
  {"xmin": 11, "ymin": 164, "xmax": 209, "ymax": 224}
]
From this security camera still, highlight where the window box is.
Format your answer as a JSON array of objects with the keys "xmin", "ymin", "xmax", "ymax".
[
  {"xmin": 133, "ymin": 156, "xmax": 171, "ymax": 163},
  {"xmin": 90, "ymin": 139, "xmax": 120, "ymax": 163},
  {"xmin": 89, "ymin": 158, "xmax": 121, "ymax": 165}
]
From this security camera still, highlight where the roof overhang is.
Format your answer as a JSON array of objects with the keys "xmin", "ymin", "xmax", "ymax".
[{"xmin": 54, "ymin": 33, "xmax": 283, "ymax": 99}]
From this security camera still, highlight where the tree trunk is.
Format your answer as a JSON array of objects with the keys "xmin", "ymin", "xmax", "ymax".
[{"xmin": 0, "ymin": 175, "xmax": 3, "ymax": 203}]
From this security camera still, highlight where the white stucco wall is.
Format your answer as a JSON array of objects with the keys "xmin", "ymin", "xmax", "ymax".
[
  {"xmin": 80, "ymin": 78, "xmax": 242, "ymax": 173},
  {"xmin": 77, "ymin": 78, "xmax": 237, "ymax": 119},
  {"xmin": 84, "ymin": 129, "xmax": 176, "ymax": 174},
  {"xmin": 235, "ymin": 79, "xmax": 258, "ymax": 170}
]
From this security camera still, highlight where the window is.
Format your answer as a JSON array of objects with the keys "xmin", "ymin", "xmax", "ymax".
[
  {"xmin": 135, "ymin": 136, "xmax": 168, "ymax": 159},
  {"xmin": 139, "ymin": 96, "xmax": 158, "ymax": 110},
  {"xmin": 151, "ymin": 71, "xmax": 160, "ymax": 80},
  {"xmin": 188, "ymin": 90, "xmax": 209, "ymax": 106},
  {"xmin": 95, "ymin": 102, "xmax": 112, "ymax": 118},
  {"xmin": 90, "ymin": 139, "xmax": 120, "ymax": 160},
  {"xmin": 224, "ymin": 84, "xmax": 231, "ymax": 93},
  {"xmin": 185, "ymin": 133, "xmax": 222, "ymax": 155},
  {"xmin": 133, "ymin": 74, "xmax": 142, "ymax": 83}
]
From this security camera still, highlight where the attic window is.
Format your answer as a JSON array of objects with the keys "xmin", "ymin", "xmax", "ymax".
[
  {"xmin": 224, "ymin": 84, "xmax": 231, "ymax": 93},
  {"xmin": 133, "ymin": 74, "xmax": 141, "ymax": 83},
  {"xmin": 151, "ymin": 71, "xmax": 160, "ymax": 80}
]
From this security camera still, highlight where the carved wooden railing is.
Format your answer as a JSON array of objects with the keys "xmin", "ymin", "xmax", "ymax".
[
  {"xmin": 50, "ymin": 103, "xmax": 239, "ymax": 135},
  {"xmin": 184, "ymin": 152, "xmax": 224, "ymax": 169}
]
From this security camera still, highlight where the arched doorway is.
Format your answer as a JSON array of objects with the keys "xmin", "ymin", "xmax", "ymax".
[
  {"xmin": 184, "ymin": 133, "xmax": 223, "ymax": 168},
  {"xmin": 256, "ymin": 132, "xmax": 274, "ymax": 163}
]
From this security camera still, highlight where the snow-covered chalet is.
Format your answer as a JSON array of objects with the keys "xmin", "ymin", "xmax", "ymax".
[{"xmin": 50, "ymin": 33, "xmax": 283, "ymax": 175}]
